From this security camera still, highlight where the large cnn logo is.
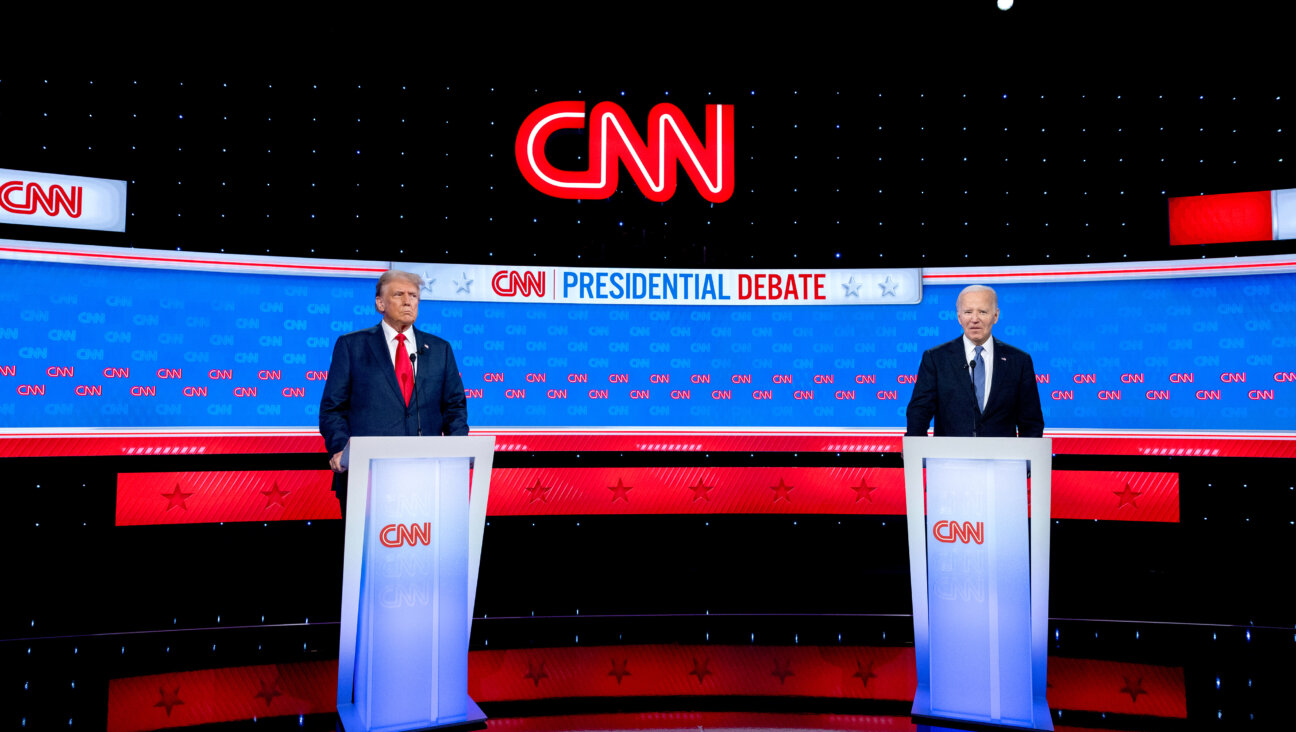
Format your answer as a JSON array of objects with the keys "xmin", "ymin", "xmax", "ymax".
[
  {"xmin": 380, "ymin": 522, "xmax": 431, "ymax": 548},
  {"xmin": 516, "ymin": 101, "xmax": 734, "ymax": 203},
  {"xmin": 0, "ymin": 180, "xmax": 82, "ymax": 218},
  {"xmin": 932, "ymin": 520, "xmax": 985, "ymax": 544}
]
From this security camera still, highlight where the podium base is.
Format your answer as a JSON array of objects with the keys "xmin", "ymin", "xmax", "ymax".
[
  {"xmin": 911, "ymin": 707, "xmax": 1053, "ymax": 732},
  {"xmin": 337, "ymin": 698, "xmax": 488, "ymax": 732}
]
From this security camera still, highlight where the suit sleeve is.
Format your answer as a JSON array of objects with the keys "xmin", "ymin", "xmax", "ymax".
[
  {"xmin": 905, "ymin": 350, "xmax": 937, "ymax": 436},
  {"xmin": 318, "ymin": 336, "xmax": 353, "ymax": 455},
  {"xmin": 1015, "ymin": 352, "xmax": 1045, "ymax": 438},
  {"xmin": 440, "ymin": 343, "xmax": 469, "ymax": 436}
]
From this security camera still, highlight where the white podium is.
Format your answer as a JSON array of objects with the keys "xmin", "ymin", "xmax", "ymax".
[
  {"xmin": 336, "ymin": 436, "xmax": 495, "ymax": 732},
  {"xmin": 902, "ymin": 437, "xmax": 1053, "ymax": 731}
]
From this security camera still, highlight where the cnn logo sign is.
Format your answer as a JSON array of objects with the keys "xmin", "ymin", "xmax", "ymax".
[
  {"xmin": 380, "ymin": 522, "xmax": 431, "ymax": 548},
  {"xmin": 0, "ymin": 180, "xmax": 82, "ymax": 218},
  {"xmin": 932, "ymin": 520, "xmax": 984, "ymax": 544},
  {"xmin": 516, "ymin": 101, "xmax": 734, "ymax": 203},
  {"xmin": 492, "ymin": 270, "xmax": 546, "ymax": 298}
]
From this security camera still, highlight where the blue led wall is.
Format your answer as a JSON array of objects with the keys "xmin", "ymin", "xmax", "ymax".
[{"xmin": 1, "ymin": 256, "xmax": 1294, "ymax": 430}]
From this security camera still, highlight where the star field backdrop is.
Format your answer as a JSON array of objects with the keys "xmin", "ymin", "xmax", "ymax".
[{"xmin": 2, "ymin": 40, "xmax": 1295, "ymax": 653}]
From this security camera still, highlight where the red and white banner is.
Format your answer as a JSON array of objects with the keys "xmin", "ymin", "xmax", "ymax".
[{"xmin": 1167, "ymin": 187, "xmax": 1296, "ymax": 246}]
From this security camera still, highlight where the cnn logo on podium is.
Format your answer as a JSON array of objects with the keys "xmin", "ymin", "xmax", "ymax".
[{"xmin": 932, "ymin": 520, "xmax": 984, "ymax": 544}]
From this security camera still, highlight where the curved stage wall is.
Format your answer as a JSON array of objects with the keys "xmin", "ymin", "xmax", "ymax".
[{"xmin": 3, "ymin": 240, "xmax": 1295, "ymax": 446}]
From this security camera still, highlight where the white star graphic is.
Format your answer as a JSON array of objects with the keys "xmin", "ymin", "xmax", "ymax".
[
  {"xmin": 842, "ymin": 276, "xmax": 863, "ymax": 298},
  {"xmin": 453, "ymin": 273, "xmax": 473, "ymax": 294},
  {"xmin": 420, "ymin": 271, "xmax": 437, "ymax": 297},
  {"xmin": 878, "ymin": 275, "xmax": 899, "ymax": 296}
]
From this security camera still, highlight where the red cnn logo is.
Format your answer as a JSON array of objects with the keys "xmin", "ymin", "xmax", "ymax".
[
  {"xmin": 380, "ymin": 522, "xmax": 431, "ymax": 548},
  {"xmin": 0, "ymin": 180, "xmax": 83, "ymax": 218},
  {"xmin": 491, "ymin": 270, "xmax": 547, "ymax": 298},
  {"xmin": 516, "ymin": 101, "xmax": 734, "ymax": 203},
  {"xmin": 932, "ymin": 520, "xmax": 984, "ymax": 544}
]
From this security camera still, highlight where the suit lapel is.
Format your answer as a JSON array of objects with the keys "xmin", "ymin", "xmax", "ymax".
[
  {"xmin": 984, "ymin": 338, "xmax": 1009, "ymax": 414},
  {"xmin": 412, "ymin": 329, "xmax": 430, "ymax": 391},
  {"xmin": 947, "ymin": 338, "xmax": 980, "ymax": 412},
  {"xmin": 369, "ymin": 326, "xmax": 406, "ymax": 405}
]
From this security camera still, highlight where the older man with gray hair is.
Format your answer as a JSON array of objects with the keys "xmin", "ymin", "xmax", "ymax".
[{"xmin": 904, "ymin": 285, "xmax": 1044, "ymax": 438}]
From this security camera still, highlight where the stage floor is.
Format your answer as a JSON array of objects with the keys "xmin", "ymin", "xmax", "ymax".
[{"xmin": 4, "ymin": 614, "xmax": 1288, "ymax": 731}]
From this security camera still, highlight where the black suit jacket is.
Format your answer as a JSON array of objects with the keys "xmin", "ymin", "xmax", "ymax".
[
  {"xmin": 319, "ymin": 324, "xmax": 469, "ymax": 497},
  {"xmin": 904, "ymin": 336, "xmax": 1044, "ymax": 438}
]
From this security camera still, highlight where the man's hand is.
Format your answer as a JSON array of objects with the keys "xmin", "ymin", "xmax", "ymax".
[{"xmin": 330, "ymin": 451, "xmax": 347, "ymax": 473}]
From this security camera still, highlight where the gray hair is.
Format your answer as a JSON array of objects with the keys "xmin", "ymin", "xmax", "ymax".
[
  {"xmin": 375, "ymin": 270, "xmax": 423, "ymax": 297},
  {"xmin": 956, "ymin": 284, "xmax": 998, "ymax": 310}
]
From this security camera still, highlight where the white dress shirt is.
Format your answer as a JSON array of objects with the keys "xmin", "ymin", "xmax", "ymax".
[
  {"xmin": 380, "ymin": 320, "xmax": 418, "ymax": 376},
  {"xmin": 962, "ymin": 335, "xmax": 994, "ymax": 410}
]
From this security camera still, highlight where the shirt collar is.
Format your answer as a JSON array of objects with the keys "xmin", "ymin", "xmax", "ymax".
[
  {"xmin": 963, "ymin": 335, "xmax": 993, "ymax": 360},
  {"xmin": 380, "ymin": 319, "xmax": 412, "ymax": 343}
]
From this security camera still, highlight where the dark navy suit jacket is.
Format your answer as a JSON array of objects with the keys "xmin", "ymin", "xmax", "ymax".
[
  {"xmin": 904, "ymin": 336, "xmax": 1044, "ymax": 438},
  {"xmin": 319, "ymin": 324, "xmax": 469, "ymax": 498}
]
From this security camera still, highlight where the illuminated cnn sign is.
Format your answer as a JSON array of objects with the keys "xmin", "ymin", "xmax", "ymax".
[
  {"xmin": 516, "ymin": 102, "xmax": 734, "ymax": 203},
  {"xmin": 491, "ymin": 269, "xmax": 546, "ymax": 298},
  {"xmin": 932, "ymin": 520, "xmax": 984, "ymax": 544},
  {"xmin": 380, "ymin": 522, "xmax": 432, "ymax": 548},
  {"xmin": 0, "ymin": 168, "xmax": 127, "ymax": 232}
]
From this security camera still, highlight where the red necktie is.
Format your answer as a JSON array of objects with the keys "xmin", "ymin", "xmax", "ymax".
[{"xmin": 394, "ymin": 332, "xmax": 413, "ymax": 406}]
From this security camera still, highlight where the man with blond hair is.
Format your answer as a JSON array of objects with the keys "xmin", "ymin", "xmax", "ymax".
[{"xmin": 319, "ymin": 270, "xmax": 469, "ymax": 511}]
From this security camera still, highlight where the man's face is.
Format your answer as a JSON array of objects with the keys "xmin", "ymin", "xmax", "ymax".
[
  {"xmin": 956, "ymin": 290, "xmax": 999, "ymax": 346},
  {"xmin": 376, "ymin": 278, "xmax": 420, "ymax": 331}
]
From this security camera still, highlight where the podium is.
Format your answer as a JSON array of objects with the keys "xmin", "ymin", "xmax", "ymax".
[
  {"xmin": 335, "ymin": 436, "xmax": 495, "ymax": 732},
  {"xmin": 902, "ymin": 437, "xmax": 1053, "ymax": 731}
]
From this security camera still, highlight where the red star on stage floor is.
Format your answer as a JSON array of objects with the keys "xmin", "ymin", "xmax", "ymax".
[
  {"xmin": 154, "ymin": 685, "xmax": 184, "ymax": 716},
  {"xmin": 1114, "ymin": 483, "xmax": 1142, "ymax": 509},
  {"xmin": 1120, "ymin": 675, "xmax": 1147, "ymax": 703},
  {"xmin": 161, "ymin": 484, "xmax": 193, "ymax": 511},
  {"xmin": 853, "ymin": 659, "xmax": 878, "ymax": 687},
  {"xmin": 524, "ymin": 480, "xmax": 550, "ymax": 503},
  {"xmin": 608, "ymin": 658, "xmax": 631, "ymax": 684},
  {"xmin": 850, "ymin": 478, "xmax": 876, "ymax": 504},
  {"xmin": 253, "ymin": 677, "xmax": 283, "ymax": 707},
  {"xmin": 524, "ymin": 660, "xmax": 548, "ymax": 686},
  {"xmin": 687, "ymin": 480, "xmax": 712, "ymax": 502},
  {"xmin": 608, "ymin": 478, "xmax": 632, "ymax": 503},
  {"xmin": 771, "ymin": 658, "xmax": 795, "ymax": 684},
  {"xmin": 771, "ymin": 478, "xmax": 793, "ymax": 503},
  {"xmin": 261, "ymin": 482, "xmax": 290, "ymax": 509},
  {"xmin": 688, "ymin": 657, "xmax": 713, "ymax": 684}
]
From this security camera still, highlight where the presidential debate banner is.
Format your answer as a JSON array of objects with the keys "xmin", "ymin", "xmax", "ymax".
[{"xmin": 1, "ymin": 240, "xmax": 1295, "ymax": 433}]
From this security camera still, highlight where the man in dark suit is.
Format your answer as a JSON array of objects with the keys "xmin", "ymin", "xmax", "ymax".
[
  {"xmin": 905, "ymin": 285, "xmax": 1044, "ymax": 438},
  {"xmin": 319, "ymin": 270, "xmax": 469, "ymax": 510}
]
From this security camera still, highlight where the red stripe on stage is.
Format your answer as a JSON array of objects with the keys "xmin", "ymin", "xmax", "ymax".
[
  {"xmin": 1167, "ymin": 190, "xmax": 1274, "ymax": 246},
  {"xmin": 115, "ymin": 470, "xmax": 340, "ymax": 526},
  {"xmin": 488, "ymin": 713, "xmax": 919, "ymax": 731},
  {"xmin": 3, "ymin": 429, "xmax": 1295, "ymax": 458},
  {"xmin": 1051, "ymin": 470, "xmax": 1180, "ymax": 523},
  {"xmin": 111, "ymin": 467, "xmax": 1177, "ymax": 525},
  {"xmin": 101, "ymin": 649, "xmax": 1185, "ymax": 725},
  {"xmin": 469, "ymin": 644, "xmax": 916, "ymax": 701},
  {"xmin": 470, "ymin": 644, "xmax": 1185, "ymax": 719},
  {"xmin": 1048, "ymin": 656, "xmax": 1187, "ymax": 718},
  {"xmin": 106, "ymin": 660, "xmax": 337, "ymax": 732}
]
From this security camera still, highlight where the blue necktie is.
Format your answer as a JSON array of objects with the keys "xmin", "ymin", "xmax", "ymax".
[{"xmin": 973, "ymin": 345, "xmax": 986, "ymax": 412}]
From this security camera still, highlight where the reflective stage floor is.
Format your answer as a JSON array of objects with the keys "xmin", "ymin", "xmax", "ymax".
[{"xmin": 5, "ymin": 614, "xmax": 1290, "ymax": 731}]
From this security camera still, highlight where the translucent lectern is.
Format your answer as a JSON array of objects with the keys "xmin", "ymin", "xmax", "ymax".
[
  {"xmin": 902, "ymin": 436, "xmax": 1053, "ymax": 731},
  {"xmin": 336, "ymin": 435, "xmax": 495, "ymax": 732}
]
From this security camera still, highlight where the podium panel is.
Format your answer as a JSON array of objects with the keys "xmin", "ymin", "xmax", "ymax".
[
  {"xmin": 903, "ymin": 437, "xmax": 1052, "ymax": 731},
  {"xmin": 337, "ymin": 436, "xmax": 494, "ymax": 732}
]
